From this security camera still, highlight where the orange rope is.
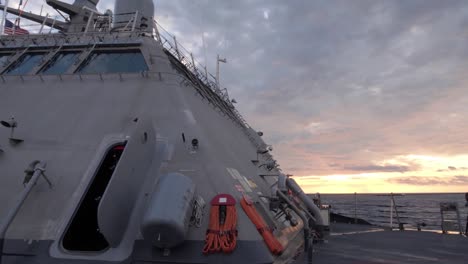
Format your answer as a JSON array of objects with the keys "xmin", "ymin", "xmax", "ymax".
[
  {"xmin": 203, "ymin": 205, "xmax": 238, "ymax": 254},
  {"xmin": 240, "ymin": 196, "xmax": 284, "ymax": 255}
]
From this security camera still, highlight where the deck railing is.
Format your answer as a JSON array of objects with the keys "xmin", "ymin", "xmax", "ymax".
[
  {"xmin": 151, "ymin": 19, "xmax": 250, "ymax": 129},
  {"xmin": 322, "ymin": 193, "xmax": 468, "ymax": 234},
  {"xmin": 1, "ymin": 10, "xmax": 141, "ymax": 35}
]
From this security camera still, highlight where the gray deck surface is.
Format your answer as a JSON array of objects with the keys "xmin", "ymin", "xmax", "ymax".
[{"xmin": 313, "ymin": 223, "xmax": 468, "ymax": 264}]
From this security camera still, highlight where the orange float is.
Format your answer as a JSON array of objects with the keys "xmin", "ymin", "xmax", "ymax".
[{"xmin": 240, "ymin": 195, "xmax": 284, "ymax": 255}]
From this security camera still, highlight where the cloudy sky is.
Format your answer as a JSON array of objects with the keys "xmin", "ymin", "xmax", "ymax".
[{"xmin": 9, "ymin": 0, "xmax": 468, "ymax": 193}]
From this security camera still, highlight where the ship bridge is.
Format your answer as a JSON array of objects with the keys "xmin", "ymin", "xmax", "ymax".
[{"xmin": 0, "ymin": 0, "xmax": 247, "ymax": 127}]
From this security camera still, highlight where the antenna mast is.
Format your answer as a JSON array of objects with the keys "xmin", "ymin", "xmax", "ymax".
[{"xmin": 216, "ymin": 54, "xmax": 227, "ymax": 90}]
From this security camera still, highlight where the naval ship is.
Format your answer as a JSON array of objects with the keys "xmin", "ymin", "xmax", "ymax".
[
  {"xmin": 1, "ymin": 1, "xmax": 467, "ymax": 264},
  {"xmin": 0, "ymin": 1, "xmax": 326, "ymax": 263}
]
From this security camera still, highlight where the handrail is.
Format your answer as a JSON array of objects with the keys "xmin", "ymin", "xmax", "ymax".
[
  {"xmin": 0, "ymin": 161, "xmax": 47, "ymax": 264},
  {"xmin": 152, "ymin": 19, "xmax": 251, "ymax": 129},
  {"xmin": 331, "ymin": 193, "xmax": 468, "ymax": 232},
  {"xmin": 390, "ymin": 193, "xmax": 402, "ymax": 230},
  {"xmin": 0, "ymin": 11, "xmax": 140, "ymax": 36}
]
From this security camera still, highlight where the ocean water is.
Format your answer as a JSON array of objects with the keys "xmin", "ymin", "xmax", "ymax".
[{"xmin": 319, "ymin": 193, "xmax": 468, "ymax": 231}]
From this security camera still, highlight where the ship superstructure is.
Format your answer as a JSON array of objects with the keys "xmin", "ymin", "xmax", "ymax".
[{"xmin": 0, "ymin": 1, "xmax": 324, "ymax": 263}]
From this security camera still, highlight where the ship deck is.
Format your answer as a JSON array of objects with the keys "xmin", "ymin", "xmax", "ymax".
[{"xmin": 311, "ymin": 223, "xmax": 468, "ymax": 264}]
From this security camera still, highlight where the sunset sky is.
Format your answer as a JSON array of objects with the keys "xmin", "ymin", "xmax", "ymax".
[{"xmin": 13, "ymin": 0, "xmax": 468, "ymax": 193}]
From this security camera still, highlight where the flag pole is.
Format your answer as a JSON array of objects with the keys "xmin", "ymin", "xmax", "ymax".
[
  {"xmin": 13, "ymin": 0, "xmax": 25, "ymax": 34},
  {"xmin": 18, "ymin": 0, "xmax": 28, "ymax": 17},
  {"xmin": 15, "ymin": 0, "xmax": 22, "ymax": 26},
  {"xmin": 0, "ymin": 0, "xmax": 9, "ymax": 35}
]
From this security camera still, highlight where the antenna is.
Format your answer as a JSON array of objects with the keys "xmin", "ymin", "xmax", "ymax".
[{"xmin": 216, "ymin": 54, "xmax": 227, "ymax": 90}]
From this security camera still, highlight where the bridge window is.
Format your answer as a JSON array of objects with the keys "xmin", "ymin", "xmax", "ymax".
[
  {"xmin": 77, "ymin": 50, "xmax": 148, "ymax": 74},
  {"xmin": 40, "ymin": 52, "xmax": 80, "ymax": 75},
  {"xmin": 5, "ymin": 53, "xmax": 45, "ymax": 75},
  {"xmin": 0, "ymin": 54, "xmax": 11, "ymax": 67}
]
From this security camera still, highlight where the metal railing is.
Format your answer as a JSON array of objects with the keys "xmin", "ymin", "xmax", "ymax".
[
  {"xmin": 0, "ymin": 161, "xmax": 49, "ymax": 264},
  {"xmin": 1, "ymin": 10, "xmax": 141, "ymax": 36},
  {"xmin": 323, "ymin": 193, "xmax": 468, "ymax": 234},
  {"xmin": 151, "ymin": 19, "xmax": 250, "ymax": 129}
]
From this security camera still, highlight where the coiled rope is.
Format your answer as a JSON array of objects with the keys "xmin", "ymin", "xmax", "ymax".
[{"xmin": 203, "ymin": 194, "xmax": 238, "ymax": 254}]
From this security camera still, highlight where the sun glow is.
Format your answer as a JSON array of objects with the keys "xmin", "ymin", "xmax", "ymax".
[
  {"xmin": 295, "ymin": 154, "xmax": 468, "ymax": 194},
  {"xmin": 325, "ymin": 175, "xmax": 351, "ymax": 181}
]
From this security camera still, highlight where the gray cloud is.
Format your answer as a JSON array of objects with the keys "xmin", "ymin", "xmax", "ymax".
[
  {"xmin": 388, "ymin": 176, "xmax": 468, "ymax": 186},
  {"xmin": 151, "ymin": 0, "xmax": 468, "ymax": 176},
  {"xmin": 437, "ymin": 166, "xmax": 468, "ymax": 172},
  {"xmin": 344, "ymin": 164, "xmax": 412, "ymax": 173}
]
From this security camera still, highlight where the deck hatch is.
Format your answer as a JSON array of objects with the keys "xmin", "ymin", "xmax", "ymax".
[{"xmin": 76, "ymin": 50, "xmax": 148, "ymax": 74}]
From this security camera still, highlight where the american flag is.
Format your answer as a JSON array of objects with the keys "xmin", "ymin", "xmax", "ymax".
[{"xmin": 4, "ymin": 19, "xmax": 29, "ymax": 35}]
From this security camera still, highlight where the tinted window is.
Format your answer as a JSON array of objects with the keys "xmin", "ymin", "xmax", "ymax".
[
  {"xmin": 0, "ymin": 54, "xmax": 10, "ymax": 67},
  {"xmin": 5, "ymin": 53, "xmax": 45, "ymax": 75},
  {"xmin": 77, "ymin": 51, "xmax": 148, "ymax": 74},
  {"xmin": 40, "ymin": 52, "xmax": 80, "ymax": 75}
]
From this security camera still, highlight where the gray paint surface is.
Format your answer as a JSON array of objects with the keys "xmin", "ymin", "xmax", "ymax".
[{"xmin": 312, "ymin": 223, "xmax": 468, "ymax": 264}]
